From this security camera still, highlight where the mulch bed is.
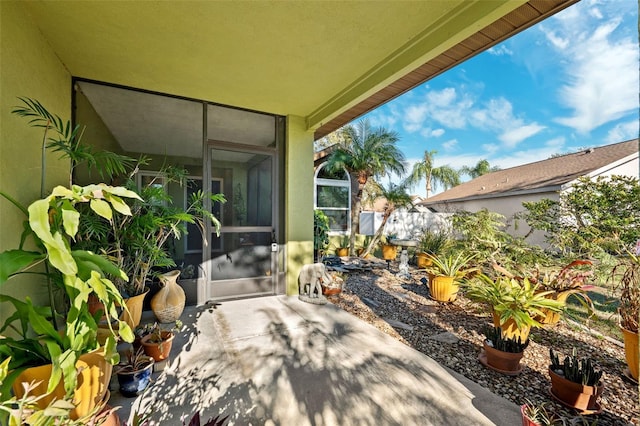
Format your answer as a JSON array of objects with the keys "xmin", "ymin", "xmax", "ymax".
[{"xmin": 328, "ymin": 265, "xmax": 639, "ymax": 426}]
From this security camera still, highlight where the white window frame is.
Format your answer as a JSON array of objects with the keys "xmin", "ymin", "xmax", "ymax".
[{"xmin": 314, "ymin": 163, "xmax": 351, "ymax": 235}]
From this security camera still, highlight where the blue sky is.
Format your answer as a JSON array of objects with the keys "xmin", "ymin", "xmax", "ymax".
[{"xmin": 363, "ymin": 0, "xmax": 638, "ymax": 196}]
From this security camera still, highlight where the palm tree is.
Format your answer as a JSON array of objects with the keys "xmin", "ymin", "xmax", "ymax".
[
  {"xmin": 323, "ymin": 120, "xmax": 406, "ymax": 255},
  {"xmin": 360, "ymin": 180, "xmax": 413, "ymax": 258},
  {"xmin": 460, "ymin": 159, "xmax": 500, "ymax": 179},
  {"xmin": 407, "ymin": 150, "xmax": 460, "ymax": 198}
]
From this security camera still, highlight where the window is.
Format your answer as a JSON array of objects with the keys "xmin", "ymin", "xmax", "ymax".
[{"xmin": 315, "ymin": 164, "xmax": 350, "ymax": 233}]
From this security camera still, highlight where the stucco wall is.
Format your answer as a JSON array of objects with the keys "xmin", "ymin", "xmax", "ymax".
[
  {"xmin": 286, "ymin": 115, "xmax": 313, "ymax": 295},
  {"xmin": 0, "ymin": 2, "xmax": 71, "ymax": 318}
]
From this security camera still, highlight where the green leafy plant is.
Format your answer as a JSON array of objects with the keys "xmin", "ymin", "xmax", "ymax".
[
  {"xmin": 0, "ymin": 185, "xmax": 137, "ymax": 398},
  {"xmin": 423, "ymin": 252, "xmax": 478, "ymax": 278},
  {"xmin": 521, "ymin": 399, "xmax": 561, "ymax": 426},
  {"xmin": 418, "ymin": 228, "xmax": 451, "ymax": 255},
  {"xmin": 550, "ymin": 348, "xmax": 603, "ymax": 386},
  {"xmin": 141, "ymin": 320, "xmax": 182, "ymax": 344},
  {"xmin": 483, "ymin": 326, "xmax": 529, "ymax": 353},
  {"xmin": 0, "ymin": 98, "xmax": 136, "ymax": 403},
  {"xmin": 313, "ymin": 209, "xmax": 330, "ymax": 257},
  {"xmin": 464, "ymin": 274, "xmax": 563, "ymax": 330},
  {"xmin": 522, "ymin": 175, "xmax": 640, "ymax": 257},
  {"xmin": 0, "ymin": 358, "xmax": 88, "ymax": 426},
  {"xmin": 116, "ymin": 347, "xmax": 153, "ymax": 374},
  {"xmin": 76, "ymin": 172, "xmax": 225, "ymax": 297}
]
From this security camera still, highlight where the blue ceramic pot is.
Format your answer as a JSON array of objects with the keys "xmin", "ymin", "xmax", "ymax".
[{"xmin": 116, "ymin": 357, "xmax": 154, "ymax": 397}]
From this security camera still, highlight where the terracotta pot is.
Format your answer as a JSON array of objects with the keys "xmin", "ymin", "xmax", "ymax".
[
  {"xmin": 151, "ymin": 270, "xmax": 185, "ymax": 323},
  {"xmin": 141, "ymin": 331, "xmax": 175, "ymax": 362},
  {"xmin": 548, "ymin": 367, "xmax": 603, "ymax": 412},
  {"xmin": 336, "ymin": 247, "xmax": 349, "ymax": 257},
  {"xmin": 94, "ymin": 404, "xmax": 121, "ymax": 426},
  {"xmin": 381, "ymin": 244, "xmax": 397, "ymax": 261},
  {"xmin": 492, "ymin": 311, "xmax": 530, "ymax": 342},
  {"xmin": 483, "ymin": 341, "xmax": 524, "ymax": 372},
  {"xmin": 621, "ymin": 326, "xmax": 639, "ymax": 380},
  {"xmin": 121, "ymin": 289, "xmax": 149, "ymax": 329},
  {"xmin": 416, "ymin": 252, "xmax": 433, "ymax": 268},
  {"xmin": 429, "ymin": 275, "xmax": 458, "ymax": 302},
  {"xmin": 520, "ymin": 405, "xmax": 541, "ymax": 426},
  {"xmin": 12, "ymin": 350, "xmax": 112, "ymax": 420},
  {"xmin": 88, "ymin": 293, "xmax": 106, "ymax": 317}
]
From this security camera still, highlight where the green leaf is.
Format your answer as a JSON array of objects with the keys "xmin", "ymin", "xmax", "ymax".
[
  {"xmin": 0, "ymin": 250, "xmax": 44, "ymax": 284},
  {"xmin": 105, "ymin": 193, "xmax": 132, "ymax": 216}
]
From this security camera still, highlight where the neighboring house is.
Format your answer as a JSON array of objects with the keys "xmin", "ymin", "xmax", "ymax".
[
  {"xmin": 2, "ymin": 1, "xmax": 578, "ymax": 314},
  {"xmin": 419, "ymin": 139, "xmax": 640, "ymax": 246}
]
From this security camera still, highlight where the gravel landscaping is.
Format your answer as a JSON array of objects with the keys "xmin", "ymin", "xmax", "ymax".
[{"xmin": 327, "ymin": 262, "xmax": 639, "ymax": 426}]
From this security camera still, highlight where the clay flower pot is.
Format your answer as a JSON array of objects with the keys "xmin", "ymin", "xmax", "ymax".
[
  {"xmin": 520, "ymin": 405, "xmax": 540, "ymax": 426},
  {"xmin": 482, "ymin": 341, "xmax": 524, "ymax": 374},
  {"xmin": 548, "ymin": 367, "xmax": 603, "ymax": 412},
  {"xmin": 141, "ymin": 331, "xmax": 175, "ymax": 362}
]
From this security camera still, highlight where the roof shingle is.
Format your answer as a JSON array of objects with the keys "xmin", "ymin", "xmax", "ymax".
[{"xmin": 421, "ymin": 139, "xmax": 639, "ymax": 204}]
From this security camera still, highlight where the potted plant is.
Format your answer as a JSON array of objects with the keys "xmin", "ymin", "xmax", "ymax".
[
  {"xmin": 464, "ymin": 273, "xmax": 563, "ymax": 341},
  {"xmin": 527, "ymin": 260, "xmax": 595, "ymax": 325},
  {"xmin": 0, "ymin": 184, "xmax": 138, "ymax": 419},
  {"xmin": 76, "ymin": 167, "xmax": 225, "ymax": 329},
  {"xmin": 0, "ymin": 98, "xmax": 142, "ymax": 420},
  {"xmin": 415, "ymin": 228, "xmax": 450, "ymax": 268},
  {"xmin": 115, "ymin": 347, "xmax": 154, "ymax": 397},
  {"xmin": 520, "ymin": 400, "xmax": 559, "ymax": 426},
  {"xmin": 380, "ymin": 235, "xmax": 397, "ymax": 261},
  {"xmin": 140, "ymin": 320, "xmax": 182, "ymax": 363},
  {"xmin": 423, "ymin": 252, "xmax": 477, "ymax": 302},
  {"xmin": 610, "ymin": 250, "xmax": 639, "ymax": 381},
  {"xmin": 480, "ymin": 326, "xmax": 528, "ymax": 375},
  {"xmin": 548, "ymin": 348, "xmax": 604, "ymax": 413}
]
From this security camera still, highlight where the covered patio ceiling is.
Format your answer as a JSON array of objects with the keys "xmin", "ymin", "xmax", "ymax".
[{"xmin": 22, "ymin": 0, "xmax": 577, "ymax": 141}]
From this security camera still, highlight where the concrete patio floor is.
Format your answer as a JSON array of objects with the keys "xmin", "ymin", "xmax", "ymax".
[{"xmin": 109, "ymin": 296, "xmax": 521, "ymax": 425}]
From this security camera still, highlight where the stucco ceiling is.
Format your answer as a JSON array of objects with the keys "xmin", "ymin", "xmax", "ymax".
[{"xmin": 22, "ymin": 1, "xmax": 577, "ymax": 139}]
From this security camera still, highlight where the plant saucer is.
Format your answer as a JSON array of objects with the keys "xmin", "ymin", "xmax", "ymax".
[
  {"xmin": 478, "ymin": 350, "xmax": 524, "ymax": 376},
  {"xmin": 549, "ymin": 387, "xmax": 603, "ymax": 415}
]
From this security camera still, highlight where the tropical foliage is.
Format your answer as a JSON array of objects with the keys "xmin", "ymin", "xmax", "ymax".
[
  {"xmin": 406, "ymin": 149, "xmax": 460, "ymax": 198},
  {"xmin": 459, "ymin": 159, "xmax": 500, "ymax": 179},
  {"xmin": 522, "ymin": 175, "xmax": 640, "ymax": 256},
  {"xmin": 323, "ymin": 120, "xmax": 406, "ymax": 255}
]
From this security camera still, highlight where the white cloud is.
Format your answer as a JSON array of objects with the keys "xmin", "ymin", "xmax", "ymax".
[
  {"xmin": 605, "ymin": 120, "xmax": 640, "ymax": 143},
  {"xmin": 499, "ymin": 123, "xmax": 546, "ymax": 148},
  {"xmin": 442, "ymin": 139, "xmax": 458, "ymax": 151},
  {"xmin": 546, "ymin": 4, "xmax": 639, "ymax": 133},
  {"xmin": 431, "ymin": 128, "xmax": 445, "ymax": 137},
  {"xmin": 403, "ymin": 104, "xmax": 429, "ymax": 132},
  {"xmin": 488, "ymin": 45, "xmax": 513, "ymax": 56}
]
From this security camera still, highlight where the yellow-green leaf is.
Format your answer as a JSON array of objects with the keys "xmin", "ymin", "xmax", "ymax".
[{"xmin": 90, "ymin": 198, "xmax": 112, "ymax": 221}]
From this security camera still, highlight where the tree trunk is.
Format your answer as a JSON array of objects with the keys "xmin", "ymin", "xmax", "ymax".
[
  {"xmin": 426, "ymin": 175, "xmax": 432, "ymax": 199},
  {"xmin": 361, "ymin": 211, "xmax": 392, "ymax": 258},
  {"xmin": 349, "ymin": 172, "xmax": 363, "ymax": 256}
]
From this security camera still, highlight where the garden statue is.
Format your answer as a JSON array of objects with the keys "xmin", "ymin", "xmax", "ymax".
[
  {"xmin": 397, "ymin": 249, "xmax": 410, "ymax": 279},
  {"xmin": 298, "ymin": 263, "xmax": 329, "ymax": 304}
]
